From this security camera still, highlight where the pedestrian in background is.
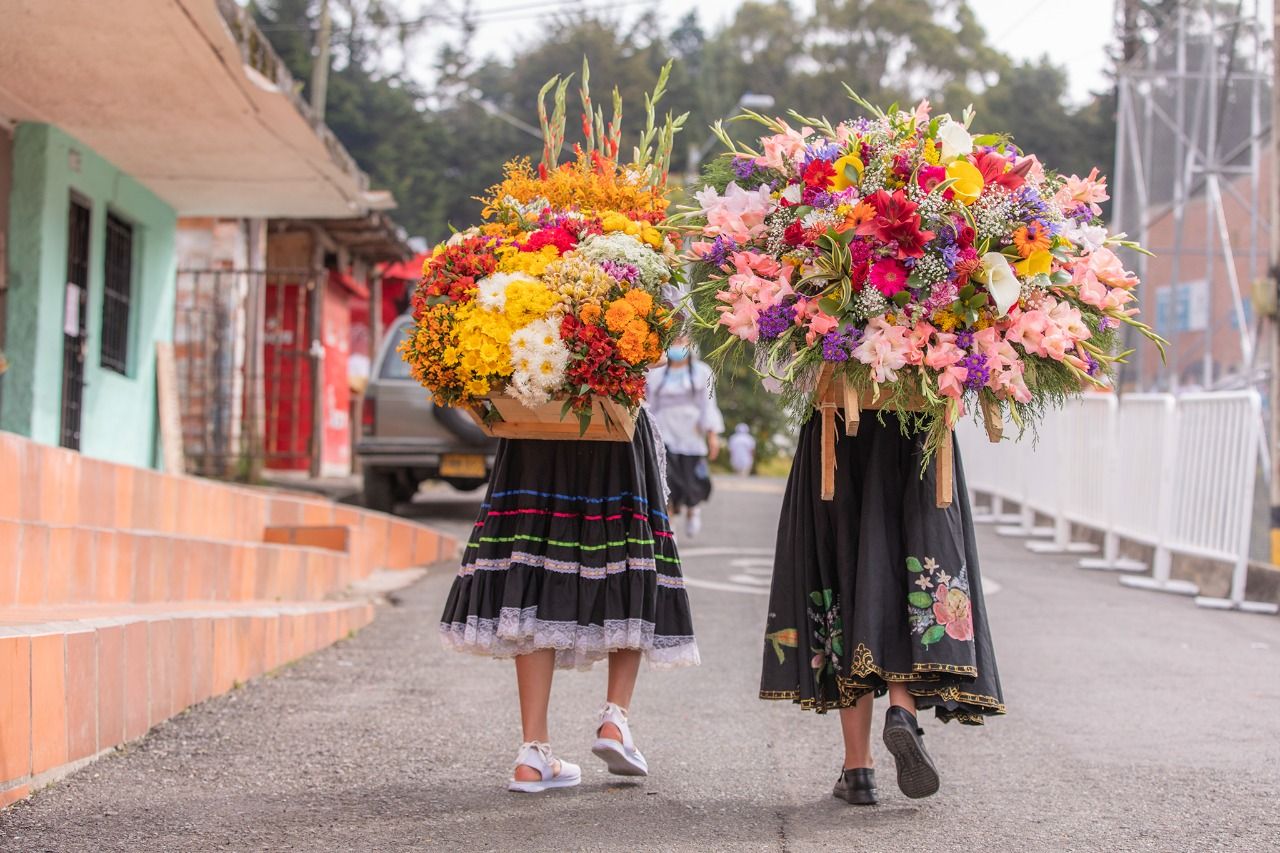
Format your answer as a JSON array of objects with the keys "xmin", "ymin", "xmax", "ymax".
[
  {"xmin": 646, "ymin": 334, "xmax": 724, "ymax": 537},
  {"xmin": 727, "ymin": 423, "xmax": 757, "ymax": 476}
]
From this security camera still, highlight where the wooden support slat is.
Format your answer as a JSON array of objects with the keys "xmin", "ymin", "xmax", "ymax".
[
  {"xmin": 980, "ymin": 396, "xmax": 1004, "ymax": 442},
  {"xmin": 842, "ymin": 378, "xmax": 860, "ymax": 436},
  {"xmin": 935, "ymin": 429, "xmax": 954, "ymax": 508},
  {"xmin": 820, "ymin": 403, "xmax": 837, "ymax": 500}
]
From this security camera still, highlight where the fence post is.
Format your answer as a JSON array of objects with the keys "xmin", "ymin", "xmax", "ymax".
[{"xmin": 1194, "ymin": 393, "xmax": 1279, "ymax": 613}]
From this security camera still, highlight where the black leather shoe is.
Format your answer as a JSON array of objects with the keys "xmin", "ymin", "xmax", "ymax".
[
  {"xmin": 882, "ymin": 706, "xmax": 940, "ymax": 799},
  {"xmin": 832, "ymin": 767, "xmax": 877, "ymax": 805}
]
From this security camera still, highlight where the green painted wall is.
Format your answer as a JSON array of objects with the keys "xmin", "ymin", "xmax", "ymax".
[{"xmin": 2, "ymin": 123, "xmax": 176, "ymax": 468}]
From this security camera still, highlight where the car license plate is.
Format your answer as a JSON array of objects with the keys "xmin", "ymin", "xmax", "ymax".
[{"xmin": 440, "ymin": 454, "xmax": 486, "ymax": 478}]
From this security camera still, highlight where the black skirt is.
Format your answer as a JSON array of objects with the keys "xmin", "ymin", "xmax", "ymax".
[
  {"xmin": 759, "ymin": 414, "xmax": 1005, "ymax": 723},
  {"xmin": 665, "ymin": 452, "xmax": 713, "ymax": 509},
  {"xmin": 440, "ymin": 410, "xmax": 700, "ymax": 670}
]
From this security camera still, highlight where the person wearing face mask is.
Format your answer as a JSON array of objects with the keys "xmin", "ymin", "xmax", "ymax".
[{"xmin": 646, "ymin": 335, "xmax": 724, "ymax": 537}]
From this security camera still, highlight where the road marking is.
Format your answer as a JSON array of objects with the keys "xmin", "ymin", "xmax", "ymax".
[
  {"xmin": 680, "ymin": 547, "xmax": 775, "ymax": 558},
  {"xmin": 682, "ymin": 576, "xmax": 770, "ymax": 596}
]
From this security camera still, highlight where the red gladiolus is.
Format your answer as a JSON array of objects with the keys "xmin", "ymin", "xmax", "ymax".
[{"xmin": 855, "ymin": 189, "xmax": 935, "ymax": 259}]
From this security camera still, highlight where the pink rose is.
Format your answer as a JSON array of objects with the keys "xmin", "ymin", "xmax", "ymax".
[{"xmin": 932, "ymin": 584, "xmax": 974, "ymax": 642}]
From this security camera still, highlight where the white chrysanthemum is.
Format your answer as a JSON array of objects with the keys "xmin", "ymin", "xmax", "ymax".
[
  {"xmin": 507, "ymin": 317, "xmax": 568, "ymax": 408},
  {"xmin": 475, "ymin": 272, "xmax": 528, "ymax": 312}
]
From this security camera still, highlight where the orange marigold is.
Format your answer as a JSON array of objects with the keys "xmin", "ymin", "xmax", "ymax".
[
  {"xmin": 578, "ymin": 302, "xmax": 603, "ymax": 325},
  {"xmin": 604, "ymin": 299, "xmax": 637, "ymax": 333},
  {"xmin": 623, "ymin": 288, "xmax": 654, "ymax": 316},
  {"xmin": 617, "ymin": 328, "xmax": 649, "ymax": 364}
]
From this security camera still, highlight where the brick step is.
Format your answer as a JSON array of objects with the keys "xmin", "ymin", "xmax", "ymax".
[
  {"xmin": 0, "ymin": 599, "xmax": 375, "ymax": 807},
  {"xmin": 1, "ymin": 431, "xmax": 456, "ymax": 575}
]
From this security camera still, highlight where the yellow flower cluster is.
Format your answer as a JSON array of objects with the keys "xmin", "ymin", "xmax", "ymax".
[
  {"xmin": 922, "ymin": 138, "xmax": 941, "ymax": 166},
  {"xmin": 600, "ymin": 212, "xmax": 664, "ymax": 249},
  {"xmin": 503, "ymin": 279, "xmax": 559, "ymax": 326},
  {"xmin": 447, "ymin": 302, "xmax": 516, "ymax": 397},
  {"xmin": 482, "ymin": 157, "xmax": 668, "ymax": 220},
  {"xmin": 437, "ymin": 280, "xmax": 559, "ymax": 397},
  {"xmin": 497, "ymin": 244, "xmax": 560, "ymax": 277},
  {"xmin": 543, "ymin": 256, "xmax": 618, "ymax": 310},
  {"xmin": 931, "ymin": 307, "xmax": 961, "ymax": 332}
]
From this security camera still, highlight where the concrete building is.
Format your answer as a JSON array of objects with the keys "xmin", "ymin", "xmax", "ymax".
[{"xmin": 0, "ymin": 0, "xmax": 387, "ymax": 469}]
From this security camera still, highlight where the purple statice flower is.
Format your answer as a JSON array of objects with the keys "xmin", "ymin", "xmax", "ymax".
[
  {"xmin": 1098, "ymin": 316, "xmax": 1116, "ymax": 332},
  {"xmin": 941, "ymin": 243, "xmax": 961, "ymax": 269},
  {"xmin": 600, "ymin": 259, "xmax": 639, "ymax": 284},
  {"xmin": 821, "ymin": 327, "xmax": 864, "ymax": 362},
  {"xmin": 732, "ymin": 157, "xmax": 758, "ymax": 180},
  {"xmin": 758, "ymin": 302, "xmax": 797, "ymax": 340},
  {"xmin": 954, "ymin": 329, "xmax": 975, "ymax": 351},
  {"xmin": 960, "ymin": 351, "xmax": 990, "ymax": 390},
  {"xmin": 703, "ymin": 235, "xmax": 739, "ymax": 269}
]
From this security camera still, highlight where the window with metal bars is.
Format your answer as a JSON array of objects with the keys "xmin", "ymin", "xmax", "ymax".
[{"xmin": 100, "ymin": 212, "xmax": 134, "ymax": 373}]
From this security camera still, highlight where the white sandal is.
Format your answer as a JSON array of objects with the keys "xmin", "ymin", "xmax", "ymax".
[
  {"xmin": 507, "ymin": 741, "xmax": 581, "ymax": 793},
  {"xmin": 591, "ymin": 702, "xmax": 649, "ymax": 777}
]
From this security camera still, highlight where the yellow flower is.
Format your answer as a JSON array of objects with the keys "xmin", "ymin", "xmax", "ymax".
[
  {"xmin": 946, "ymin": 160, "xmax": 984, "ymax": 205},
  {"xmin": 503, "ymin": 280, "xmax": 558, "ymax": 326},
  {"xmin": 498, "ymin": 245, "xmax": 559, "ymax": 277},
  {"xmin": 600, "ymin": 212, "xmax": 633, "ymax": 233},
  {"xmin": 830, "ymin": 153, "xmax": 864, "ymax": 191},
  {"xmin": 931, "ymin": 308, "xmax": 960, "ymax": 332},
  {"xmin": 1015, "ymin": 249, "xmax": 1053, "ymax": 278},
  {"xmin": 639, "ymin": 226, "xmax": 663, "ymax": 249},
  {"xmin": 922, "ymin": 138, "xmax": 940, "ymax": 166}
]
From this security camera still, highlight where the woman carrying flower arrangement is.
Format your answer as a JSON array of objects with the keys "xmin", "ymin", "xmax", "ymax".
[
  {"xmin": 402, "ymin": 63, "xmax": 699, "ymax": 793},
  {"xmin": 684, "ymin": 95, "xmax": 1163, "ymax": 805}
]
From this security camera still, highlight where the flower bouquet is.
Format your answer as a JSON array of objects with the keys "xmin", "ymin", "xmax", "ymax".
[
  {"xmin": 681, "ymin": 93, "xmax": 1165, "ymax": 500},
  {"xmin": 400, "ymin": 61, "xmax": 687, "ymax": 441}
]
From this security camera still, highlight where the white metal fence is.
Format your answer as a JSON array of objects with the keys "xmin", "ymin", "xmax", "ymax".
[{"xmin": 957, "ymin": 391, "xmax": 1277, "ymax": 615}]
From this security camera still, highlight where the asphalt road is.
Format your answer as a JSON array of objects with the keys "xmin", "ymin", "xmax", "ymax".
[{"xmin": 3, "ymin": 477, "xmax": 1279, "ymax": 852}]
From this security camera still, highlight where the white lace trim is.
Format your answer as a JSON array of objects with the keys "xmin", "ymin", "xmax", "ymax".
[
  {"xmin": 463, "ymin": 551, "xmax": 659, "ymax": 576},
  {"xmin": 440, "ymin": 606, "xmax": 701, "ymax": 671}
]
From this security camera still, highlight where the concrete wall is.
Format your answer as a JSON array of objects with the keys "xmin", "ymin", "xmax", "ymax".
[{"xmin": 2, "ymin": 123, "xmax": 177, "ymax": 468}]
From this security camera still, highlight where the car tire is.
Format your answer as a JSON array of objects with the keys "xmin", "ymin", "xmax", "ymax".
[{"xmin": 363, "ymin": 468, "xmax": 397, "ymax": 513}]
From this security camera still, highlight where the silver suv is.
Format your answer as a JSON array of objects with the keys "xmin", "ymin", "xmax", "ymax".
[{"xmin": 357, "ymin": 315, "xmax": 496, "ymax": 512}]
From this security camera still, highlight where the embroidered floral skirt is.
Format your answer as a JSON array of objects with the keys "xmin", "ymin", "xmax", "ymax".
[
  {"xmin": 440, "ymin": 410, "xmax": 700, "ymax": 671},
  {"xmin": 759, "ymin": 414, "xmax": 1005, "ymax": 723}
]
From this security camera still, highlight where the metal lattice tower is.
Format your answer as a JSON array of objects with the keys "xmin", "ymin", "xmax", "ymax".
[{"xmin": 1112, "ymin": 0, "xmax": 1272, "ymax": 392}]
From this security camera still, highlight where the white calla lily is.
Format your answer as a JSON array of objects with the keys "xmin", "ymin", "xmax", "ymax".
[
  {"xmin": 937, "ymin": 119, "xmax": 973, "ymax": 161},
  {"xmin": 979, "ymin": 252, "xmax": 1022, "ymax": 317}
]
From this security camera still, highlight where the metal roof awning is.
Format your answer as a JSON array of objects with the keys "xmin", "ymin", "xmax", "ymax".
[{"xmin": 0, "ymin": 0, "xmax": 388, "ymax": 219}]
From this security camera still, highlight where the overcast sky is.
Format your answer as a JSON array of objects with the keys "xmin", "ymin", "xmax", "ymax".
[{"xmin": 421, "ymin": 0, "xmax": 1122, "ymax": 105}]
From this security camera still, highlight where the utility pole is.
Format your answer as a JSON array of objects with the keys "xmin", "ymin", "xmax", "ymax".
[
  {"xmin": 309, "ymin": 0, "xmax": 332, "ymax": 123},
  {"xmin": 1270, "ymin": 0, "xmax": 1280, "ymax": 562}
]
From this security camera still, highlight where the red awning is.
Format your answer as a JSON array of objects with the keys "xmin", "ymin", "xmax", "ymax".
[{"xmin": 329, "ymin": 269, "xmax": 370, "ymax": 300}]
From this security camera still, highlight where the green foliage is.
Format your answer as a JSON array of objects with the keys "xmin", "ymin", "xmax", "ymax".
[{"xmin": 252, "ymin": 0, "xmax": 1117, "ymax": 246}]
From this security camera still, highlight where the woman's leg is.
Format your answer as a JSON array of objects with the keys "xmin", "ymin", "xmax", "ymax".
[
  {"xmin": 887, "ymin": 683, "xmax": 917, "ymax": 716},
  {"xmin": 600, "ymin": 649, "xmax": 642, "ymax": 741},
  {"xmin": 514, "ymin": 649, "xmax": 556, "ymax": 781},
  {"xmin": 839, "ymin": 691, "xmax": 876, "ymax": 769}
]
